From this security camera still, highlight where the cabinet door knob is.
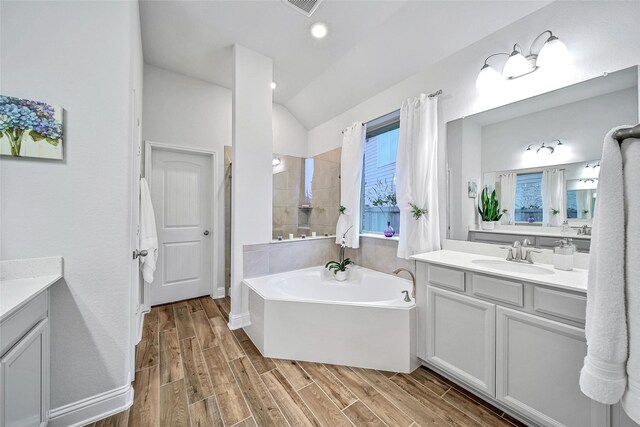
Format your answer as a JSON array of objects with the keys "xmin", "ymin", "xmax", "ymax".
[{"xmin": 203, "ymin": 230, "xmax": 210, "ymax": 236}]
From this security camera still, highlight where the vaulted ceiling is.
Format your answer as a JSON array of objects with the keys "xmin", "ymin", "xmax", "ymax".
[{"xmin": 140, "ymin": 0, "xmax": 551, "ymax": 129}]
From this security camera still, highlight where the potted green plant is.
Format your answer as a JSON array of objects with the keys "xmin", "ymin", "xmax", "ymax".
[
  {"xmin": 325, "ymin": 226, "xmax": 354, "ymax": 281},
  {"xmin": 477, "ymin": 187, "xmax": 503, "ymax": 230}
]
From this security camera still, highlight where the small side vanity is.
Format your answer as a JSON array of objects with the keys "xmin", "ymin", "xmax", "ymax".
[
  {"xmin": 413, "ymin": 242, "xmax": 636, "ymax": 427},
  {"xmin": 1, "ymin": 257, "xmax": 62, "ymax": 427}
]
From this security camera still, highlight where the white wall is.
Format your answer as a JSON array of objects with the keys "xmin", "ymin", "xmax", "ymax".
[
  {"xmin": 143, "ymin": 65, "xmax": 230, "ymax": 294},
  {"xmin": 306, "ymin": 1, "xmax": 640, "ymax": 243},
  {"xmin": 480, "ymin": 88, "xmax": 638, "ymax": 172},
  {"xmin": 273, "ymin": 103, "xmax": 308, "ymax": 158},
  {"xmin": 308, "ymin": 2, "xmax": 640, "ymax": 157},
  {"xmin": 142, "ymin": 65, "xmax": 309, "ymax": 299},
  {"xmin": 230, "ymin": 45, "xmax": 273, "ymax": 328},
  {"xmin": 0, "ymin": 0, "xmax": 142, "ymax": 413},
  {"xmin": 144, "ymin": 65, "xmax": 307, "ymax": 158}
]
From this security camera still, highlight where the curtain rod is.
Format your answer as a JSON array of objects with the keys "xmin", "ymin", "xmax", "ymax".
[
  {"xmin": 341, "ymin": 89, "xmax": 443, "ymax": 134},
  {"xmin": 614, "ymin": 123, "xmax": 640, "ymax": 143}
]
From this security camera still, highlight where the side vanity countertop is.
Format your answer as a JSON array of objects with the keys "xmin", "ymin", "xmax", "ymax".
[
  {"xmin": 411, "ymin": 250, "xmax": 588, "ymax": 293},
  {"xmin": 0, "ymin": 256, "xmax": 63, "ymax": 322}
]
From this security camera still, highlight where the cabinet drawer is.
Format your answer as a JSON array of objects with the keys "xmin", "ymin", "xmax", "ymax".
[
  {"xmin": 0, "ymin": 291, "xmax": 48, "ymax": 356},
  {"xmin": 428, "ymin": 265, "xmax": 465, "ymax": 291},
  {"xmin": 534, "ymin": 287, "xmax": 587, "ymax": 324},
  {"xmin": 471, "ymin": 274, "xmax": 523, "ymax": 307}
]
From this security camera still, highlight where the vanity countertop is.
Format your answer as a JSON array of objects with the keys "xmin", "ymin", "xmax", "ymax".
[
  {"xmin": 469, "ymin": 226, "xmax": 591, "ymax": 240},
  {"xmin": 0, "ymin": 256, "xmax": 63, "ymax": 322},
  {"xmin": 412, "ymin": 250, "xmax": 588, "ymax": 293},
  {"xmin": 0, "ymin": 275, "xmax": 61, "ymax": 322}
]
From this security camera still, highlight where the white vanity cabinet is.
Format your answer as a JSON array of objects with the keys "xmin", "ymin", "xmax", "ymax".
[
  {"xmin": 0, "ymin": 290, "xmax": 50, "ymax": 427},
  {"xmin": 415, "ymin": 259, "xmax": 613, "ymax": 427},
  {"xmin": 426, "ymin": 286, "xmax": 496, "ymax": 396},
  {"xmin": 495, "ymin": 307, "xmax": 606, "ymax": 427}
]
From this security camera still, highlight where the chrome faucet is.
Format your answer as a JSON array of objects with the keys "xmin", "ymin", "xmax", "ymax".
[
  {"xmin": 393, "ymin": 268, "xmax": 416, "ymax": 300},
  {"xmin": 501, "ymin": 240, "xmax": 542, "ymax": 264}
]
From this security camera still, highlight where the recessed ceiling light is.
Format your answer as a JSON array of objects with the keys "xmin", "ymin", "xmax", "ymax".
[
  {"xmin": 310, "ymin": 22, "xmax": 328, "ymax": 39},
  {"xmin": 271, "ymin": 81, "xmax": 277, "ymax": 90}
]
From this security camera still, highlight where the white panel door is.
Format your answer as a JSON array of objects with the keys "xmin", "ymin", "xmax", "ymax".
[
  {"xmin": 426, "ymin": 285, "xmax": 496, "ymax": 396},
  {"xmin": 149, "ymin": 148, "xmax": 212, "ymax": 305},
  {"xmin": 496, "ymin": 306, "xmax": 607, "ymax": 427}
]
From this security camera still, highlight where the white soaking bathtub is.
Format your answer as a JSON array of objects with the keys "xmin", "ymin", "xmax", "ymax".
[{"xmin": 243, "ymin": 266, "xmax": 418, "ymax": 373}]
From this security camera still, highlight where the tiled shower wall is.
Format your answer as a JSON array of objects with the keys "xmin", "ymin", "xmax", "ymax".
[
  {"xmin": 272, "ymin": 155, "xmax": 304, "ymax": 239},
  {"xmin": 308, "ymin": 147, "xmax": 341, "ymax": 237}
]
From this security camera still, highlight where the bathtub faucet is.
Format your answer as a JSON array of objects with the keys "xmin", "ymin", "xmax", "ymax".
[{"xmin": 393, "ymin": 268, "xmax": 416, "ymax": 300}]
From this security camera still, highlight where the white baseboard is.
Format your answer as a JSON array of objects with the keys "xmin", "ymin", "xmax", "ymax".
[
  {"xmin": 213, "ymin": 286, "xmax": 226, "ymax": 299},
  {"xmin": 137, "ymin": 304, "xmax": 151, "ymax": 343},
  {"xmin": 48, "ymin": 382, "xmax": 133, "ymax": 427},
  {"xmin": 228, "ymin": 311, "xmax": 250, "ymax": 330}
]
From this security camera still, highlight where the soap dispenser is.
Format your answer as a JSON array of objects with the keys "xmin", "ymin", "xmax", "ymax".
[{"xmin": 553, "ymin": 239, "xmax": 575, "ymax": 271}]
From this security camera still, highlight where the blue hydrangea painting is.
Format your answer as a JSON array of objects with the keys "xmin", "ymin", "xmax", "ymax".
[{"xmin": 0, "ymin": 95, "xmax": 64, "ymax": 159}]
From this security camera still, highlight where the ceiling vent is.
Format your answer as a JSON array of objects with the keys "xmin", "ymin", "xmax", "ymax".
[{"xmin": 282, "ymin": 0, "xmax": 323, "ymax": 17}]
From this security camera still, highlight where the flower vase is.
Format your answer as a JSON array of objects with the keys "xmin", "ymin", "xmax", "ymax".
[
  {"xmin": 335, "ymin": 270, "xmax": 347, "ymax": 281},
  {"xmin": 481, "ymin": 220, "xmax": 494, "ymax": 230},
  {"xmin": 384, "ymin": 222, "xmax": 395, "ymax": 238}
]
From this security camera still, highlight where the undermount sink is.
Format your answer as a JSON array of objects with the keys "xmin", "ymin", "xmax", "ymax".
[{"xmin": 471, "ymin": 259, "xmax": 554, "ymax": 275}]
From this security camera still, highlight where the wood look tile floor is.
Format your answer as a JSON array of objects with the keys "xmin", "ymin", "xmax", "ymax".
[{"xmin": 86, "ymin": 297, "xmax": 528, "ymax": 427}]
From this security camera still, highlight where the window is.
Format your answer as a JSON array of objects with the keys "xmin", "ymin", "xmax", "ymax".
[
  {"xmin": 376, "ymin": 129, "xmax": 398, "ymax": 167},
  {"xmin": 514, "ymin": 172, "xmax": 543, "ymax": 223},
  {"xmin": 361, "ymin": 123, "xmax": 400, "ymax": 234}
]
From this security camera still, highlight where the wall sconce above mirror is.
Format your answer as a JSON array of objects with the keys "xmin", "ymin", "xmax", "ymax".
[
  {"xmin": 526, "ymin": 139, "xmax": 564, "ymax": 156},
  {"xmin": 476, "ymin": 30, "xmax": 569, "ymax": 91}
]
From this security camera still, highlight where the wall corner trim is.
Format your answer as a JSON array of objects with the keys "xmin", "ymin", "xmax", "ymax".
[
  {"xmin": 48, "ymin": 382, "xmax": 133, "ymax": 427},
  {"xmin": 228, "ymin": 311, "xmax": 251, "ymax": 330}
]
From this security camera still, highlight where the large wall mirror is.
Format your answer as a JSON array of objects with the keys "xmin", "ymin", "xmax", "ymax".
[
  {"xmin": 447, "ymin": 65, "xmax": 639, "ymax": 251},
  {"xmin": 271, "ymin": 148, "xmax": 341, "ymax": 240}
]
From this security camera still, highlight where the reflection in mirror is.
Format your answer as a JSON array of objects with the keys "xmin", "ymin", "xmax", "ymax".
[
  {"xmin": 272, "ymin": 148, "xmax": 340, "ymax": 240},
  {"xmin": 446, "ymin": 65, "xmax": 639, "ymax": 251}
]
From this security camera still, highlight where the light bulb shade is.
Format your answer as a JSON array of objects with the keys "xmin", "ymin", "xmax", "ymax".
[
  {"xmin": 537, "ymin": 36, "xmax": 568, "ymax": 68},
  {"xmin": 476, "ymin": 64, "xmax": 502, "ymax": 91},
  {"xmin": 503, "ymin": 51, "xmax": 533, "ymax": 79}
]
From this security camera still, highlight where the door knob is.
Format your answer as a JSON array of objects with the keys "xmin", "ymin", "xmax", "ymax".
[
  {"xmin": 133, "ymin": 249, "xmax": 148, "ymax": 259},
  {"xmin": 203, "ymin": 230, "xmax": 210, "ymax": 236}
]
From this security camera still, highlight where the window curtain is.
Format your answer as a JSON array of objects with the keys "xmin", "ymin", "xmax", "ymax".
[
  {"xmin": 396, "ymin": 94, "xmax": 440, "ymax": 259},
  {"xmin": 335, "ymin": 122, "xmax": 365, "ymax": 248},
  {"xmin": 499, "ymin": 173, "xmax": 516, "ymax": 225},
  {"xmin": 542, "ymin": 169, "xmax": 565, "ymax": 226},
  {"xmin": 577, "ymin": 189, "xmax": 594, "ymax": 220}
]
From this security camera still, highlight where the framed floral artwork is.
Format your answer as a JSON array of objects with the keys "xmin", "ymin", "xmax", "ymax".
[{"xmin": 0, "ymin": 95, "xmax": 64, "ymax": 160}]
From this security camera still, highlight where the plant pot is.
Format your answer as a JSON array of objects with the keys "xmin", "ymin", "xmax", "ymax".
[
  {"xmin": 335, "ymin": 270, "xmax": 347, "ymax": 281},
  {"xmin": 481, "ymin": 220, "xmax": 495, "ymax": 230},
  {"xmin": 384, "ymin": 222, "xmax": 395, "ymax": 238}
]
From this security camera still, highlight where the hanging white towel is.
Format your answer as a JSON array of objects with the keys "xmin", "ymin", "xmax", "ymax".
[
  {"xmin": 580, "ymin": 127, "xmax": 629, "ymax": 405},
  {"xmin": 621, "ymin": 136, "xmax": 640, "ymax": 424},
  {"xmin": 139, "ymin": 177, "xmax": 159, "ymax": 283},
  {"xmin": 335, "ymin": 122, "xmax": 365, "ymax": 248}
]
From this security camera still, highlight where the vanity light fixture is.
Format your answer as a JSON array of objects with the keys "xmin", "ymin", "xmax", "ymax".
[
  {"xmin": 272, "ymin": 157, "xmax": 281, "ymax": 167},
  {"xmin": 526, "ymin": 139, "xmax": 563, "ymax": 156},
  {"xmin": 580, "ymin": 178, "xmax": 598, "ymax": 184},
  {"xmin": 585, "ymin": 162, "xmax": 601, "ymax": 169},
  {"xmin": 476, "ymin": 30, "xmax": 568, "ymax": 91}
]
